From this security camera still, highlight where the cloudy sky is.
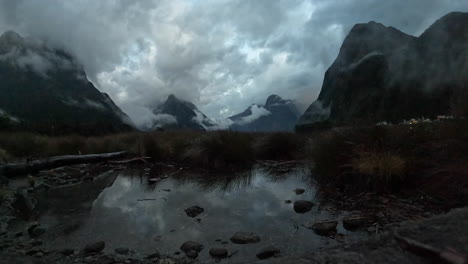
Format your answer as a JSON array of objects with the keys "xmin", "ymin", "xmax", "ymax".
[{"xmin": 0, "ymin": 0, "xmax": 467, "ymax": 128}]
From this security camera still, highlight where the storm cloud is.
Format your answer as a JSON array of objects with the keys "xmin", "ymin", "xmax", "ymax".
[{"xmin": 0, "ymin": 0, "xmax": 467, "ymax": 128}]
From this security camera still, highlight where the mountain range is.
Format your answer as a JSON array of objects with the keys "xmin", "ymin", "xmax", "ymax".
[
  {"xmin": 0, "ymin": 31, "xmax": 133, "ymax": 135},
  {"xmin": 297, "ymin": 12, "xmax": 468, "ymax": 130},
  {"xmin": 1, "ymin": 12, "xmax": 467, "ymax": 135},
  {"xmin": 149, "ymin": 94, "xmax": 299, "ymax": 132},
  {"xmin": 227, "ymin": 95, "xmax": 300, "ymax": 132}
]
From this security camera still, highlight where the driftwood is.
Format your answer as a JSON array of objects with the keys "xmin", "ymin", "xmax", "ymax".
[
  {"xmin": 107, "ymin": 157, "xmax": 151, "ymax": 165},
  {"xmin": 395, "ymin": 233, "xmax": 467, "ymax": 264},
  {"xmin": 0, "ymin": 151, "xmax": 128, "ymax": 178}
]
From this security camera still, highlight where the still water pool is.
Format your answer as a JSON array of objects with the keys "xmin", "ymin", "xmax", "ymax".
[{"xmin": 37, "ymin": 163, "xmax": 367, "ymax": 263}]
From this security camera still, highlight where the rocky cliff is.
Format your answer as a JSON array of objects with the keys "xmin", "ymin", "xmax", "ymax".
[{"xmin": 298, "ymin": 12, "xmax": 468, "ymax": 129}]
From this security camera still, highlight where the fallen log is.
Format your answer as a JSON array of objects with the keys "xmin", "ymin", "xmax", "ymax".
[
  {"xmin": 0, "ymin": 151, "xmax": 128, "ymax": 178},
  {"xmin": 107, "ymin": 157, "xmax": 151, "ymax": 165},
  {"xmin": 395, "ymin": 233, "xmax": 467, "ymax": 264}
]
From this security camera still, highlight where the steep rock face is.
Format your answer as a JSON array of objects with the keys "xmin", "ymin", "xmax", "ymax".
[
  {"xmin": 229, "ymin": 95, "xmax": 300, "ymax": 132},
  {"xmin": 151, "ymin": 94, "xmax": 216, "ymax": 131},
  {"xmin": 298, "ymin": 12, "xmax": 468, "ymax": 129},
  {"xmin": 0, "ymin": 31, "xmax": 133, "ymax": 134}
]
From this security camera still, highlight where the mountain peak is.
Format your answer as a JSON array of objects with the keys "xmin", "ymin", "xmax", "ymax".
[
  {"xmin": 0, "ymin": 30, "xmax": 23, "ymax": 43},
  {"xmin": 265, "ymin": 94, "xmax": 283, "ymax": 106},
  {"xmin": 167, "ymin": 94, "xmax": 178, "ymax": 101},
  {"xmin": 0, "ymin": 30, "xmax": 25, "ymax": 52}
]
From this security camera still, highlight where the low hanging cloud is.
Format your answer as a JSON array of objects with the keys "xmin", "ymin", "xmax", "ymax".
[
  {"xmin": 0, "ymin": 0, "xmax": 467, "ymax": 128},
  {"xmin": 236, "ymin": 105, "xmax": 272, "ymax": 126}
]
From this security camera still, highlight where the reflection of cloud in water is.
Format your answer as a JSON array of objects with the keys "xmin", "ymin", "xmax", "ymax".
[{"xmin": 41, "ymin": 165, "xmax": 366, "ymax": 263}]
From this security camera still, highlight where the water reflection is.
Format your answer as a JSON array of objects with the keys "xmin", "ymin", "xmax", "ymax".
[{"xmin": 39, "ymin": 163, "xmax": 365, "ymax": 263}]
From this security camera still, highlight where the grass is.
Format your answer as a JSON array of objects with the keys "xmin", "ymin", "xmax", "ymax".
[
  {"xmin": 185, "ymin": 131, "xmax": 255, "ymax": 169},
  {"xmin": 0, "ymin": 119, "xmax": 466, "ymax": 193},
  {"xmin": 0, "ymin": 130, "xmax": 307, "ymax": 169},
  {"xmin": 255, "ymin": 133, "xmax": 304, "ymax": 160},
  {"xmin": 308, "ymin": 119, "xmax": 468, "ymax": 193}
]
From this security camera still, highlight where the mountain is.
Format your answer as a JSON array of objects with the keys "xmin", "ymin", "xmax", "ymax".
[
  {"xmin": 228, "ymin": 95, "xmax": 300, "ymax": 132},
  {"xmin": 151, "ymin": 94, "xmax": 216, "ymax": 131},
  {"xmin": 297, "ymin": 12, "xmax": 468, "ymax": 130},
  {"xmin": 0, "ymin": 31, "xmax": 133, "ymax": 135}
]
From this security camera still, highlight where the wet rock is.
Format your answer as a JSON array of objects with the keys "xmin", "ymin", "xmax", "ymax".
[
  {"xmin": 307, "ymin": 221, "xmax": 338, "ymax": 235},
  {"xmin": 186, "ymin": 250, "xmax": 198, "ymax": 259},
  {"xmin": 146, "ymin": 250, "xmax": 160, "ymax": 259},
  {"xmin": 209, "ymin": 248, "xmax": 228, "ymax": 258},
  {"xmin": 293, "ymin": 200, "xmax": 315, "ymax": 213},
  {"xmin": 60, "ymin": 248, "xmax": 75, "ymax": 256},
  {"xmin": 30, "ymin": 239, "xmax": 43, "ymax": 246},
  {"xmin": 82, "ymin": 176, "xmax": 94, "ymax": 182},
  {"xmin": 184, "ymin": 206, "xmax": 204, "ymax": 218},
  {"xmin": 294, "ymin": 188, "xmax": 305, "ymax": 195},
  {"xmin": 343, "ymin": 216, "xmax": 369, "ymax": 230},
  {"xmin": 180, "ymin": 241, "xmax": 203, "ymax": 256},
  {"xmin": 12, "ymin": 191, "xmax": 35, "ymax": 219},
  {"xmin": 256, "ymin": 246, "xmax": 281, "ymax": 260},
  {"xmin": 83, "ymin": 241, "xmax": 105, "ymax": 254},
  {"xmin": 285, "ymin": 200, "xmax": 292, "ymax": 204},
  {"xmin": 115, "ymin": 247, "xmax": 130, "ymax": 255},
  {"xmin": 230, "ymin": 232, "xmax": 260, "ymax": 244},
  {"xmin": 27, "ymin": 224, "xmax": 46, "ymax": 238},
  {"xmin": 26, "ymin": 249, "xmax": 40, "ymax": 256}
]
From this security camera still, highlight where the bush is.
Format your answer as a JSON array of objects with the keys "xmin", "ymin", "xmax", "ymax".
[
  {"xmin": 138, "ymin": 134, "xmax": 164, "ymax": 160},
  {"xmin": 0, "ymin": 133, "xmax": 47, "ymax": 158},
  {"xmin": 185, "ymin": 131, "xmax": 254, "ymax": 169},
  {"xmin": 255, "ymin": 133, "xmax": 303, "ymax": 160},
  {"xmin": 350, "ymin": 151, "xmax": 407, "ymax": 191},
  {"xmin": 308, "ymin": 131, "xmax": 351, "ymax": 181}
]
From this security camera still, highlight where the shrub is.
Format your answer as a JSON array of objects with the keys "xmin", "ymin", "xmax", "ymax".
[
  {"xmin": 308, "ymin": 131, "xmax": 351, "ymax": 181},
  {"xmin": 0, "ymin": 133, "xmax": 47, "ymax": 158},
  {"xmin": 185, "ymin": 131, "xmax": 254, "ymax": 169},
  {"xmin": 350, "ymin": 151, "xmax": 407, "ymax": 191},
  {"xmin": 255, "ymin": 133, "xmax": 303, "ymax": 160},
  {"xmin": 139, "ymin": 134, "xmax": 164, "ymax": 160},
  {"xmin": 48, "ymin": 135, "xmax": 86, "ymax": 156},
  {"xmin": 0, "ymin": 148, "xmax": 11, "ymax": 163}
]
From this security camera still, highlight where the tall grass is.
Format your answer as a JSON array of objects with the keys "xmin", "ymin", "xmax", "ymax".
[
  {"xmin": 185, "ymin": 131, "xmax": 254, "ymax": 169},
  {"xmin": 308, "ymin": 119, "xmax": 468, "ymax": 192},
  {"xmin": 255, "ymin": 133, "xmax": 304, "ymax": 160}
]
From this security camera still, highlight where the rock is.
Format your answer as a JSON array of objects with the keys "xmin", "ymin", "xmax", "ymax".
[
  {"xmin": 83, "ymin": 241, "xmax": 105, "ymax": 254},
  {"xmin": 60, "ymin": 248, "xmax": 75, "ymax": 256},
  {"xmin": 230, "ymin": 232, "xmax": 260, "ymax": 244},
  {"xmin": 367, "ymin": 226, "xmax": 377, "ymax": 233},
  {"xmin": 293, "ymin": 200, "xmax": 315, "ymax": 213},
  {"xmin": 285, "ymin": 200, "xmax": 292, "ymax": 204},
  {"xmin": 180, "ymin": 241, "xmax": 203, "ymax": 254},
  {"xmin": 27, "ymin": 224, "xmax": 46, "ymax": 238},
  {"xmin": 146, "ymin": 250, "xmax": 160, "ymax": 259},
  {"xmin": 184, "ymin": 206, "xmax": 204, "ymax": 218},
  {"xmin": 30, "ymin": 240, "xmax": 43, "ymax": 246},
  {"xmin": 12, "ymin": 191, "xmax": 35, "ymax": 219},
  {"xmin": 294, "ymin": 188, "xmax": 305, "ymax": 195},
  {"xmin": 186, "ymin": 250, "xmax": 198, "ymax": 259},
  {"xmin": 343, "ymin": 216, "xmax": 369, "ymax": 230},
  {"xmin": 308, "ymin": 221, "xmax": 338, "ymax": 235},
  {"xmin": 115, "ymin": 247, "xmax": 130, "ymax": 255},
  {"xmin": 256, "ymin": 246, "xmax": 281, "ymax": 260},
  {"xmin": 34, "ymin": 252, "xmax": 44, "ymax": 258},
  {"xmin": 209, "ymin": 248, "xmax": 228, "ymax": 258}
]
